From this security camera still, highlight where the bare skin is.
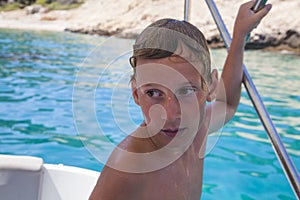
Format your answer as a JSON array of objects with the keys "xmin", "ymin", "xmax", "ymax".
[
  {"xmin": 90, "ymin": 123, "xmax": 208, "ymax": 200},
  {"xmin": 89, "ymin": 1, "xmax": 272, "ymax": 199}
]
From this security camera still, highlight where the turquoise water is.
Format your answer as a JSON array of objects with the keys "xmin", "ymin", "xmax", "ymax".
[{"xmin": 0, "ymin": 29, "xmax": 299, "ymax": 199}]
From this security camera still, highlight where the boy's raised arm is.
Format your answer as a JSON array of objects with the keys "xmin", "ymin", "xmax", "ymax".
[{"xmin": 207, "ymin": 0, "xmax": 272, "ymax": 133}]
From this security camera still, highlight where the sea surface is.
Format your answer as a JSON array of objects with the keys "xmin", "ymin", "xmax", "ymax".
[{"xmin": 0, "ymin": 29, "xmax": 299, "ymax": 200}]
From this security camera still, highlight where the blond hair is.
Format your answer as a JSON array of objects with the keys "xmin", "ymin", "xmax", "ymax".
[{"xmin": 130, "ymin": 18, "xmax": 212, "ymax": 85}]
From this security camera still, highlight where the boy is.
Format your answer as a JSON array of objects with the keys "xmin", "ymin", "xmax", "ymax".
[{"xmin": 90, "ymin": 1, "xmax": 272, "ymax": 199}]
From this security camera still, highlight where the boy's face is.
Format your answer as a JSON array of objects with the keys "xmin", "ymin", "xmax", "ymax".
[{"xmin": 132, "ymin": 55, "xmax": 209, "ymax": 149}]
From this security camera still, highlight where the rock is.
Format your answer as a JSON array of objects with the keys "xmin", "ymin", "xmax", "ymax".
[
  {"xmin": 241, "ymin": 29, "xmax": 300, "ymax": 50},
  {"xmin": 25, "ymin": 5, "xmax": 48, "ymax": 15},
  {"xmin": 57, "ymin": 0, "xmax": 80, "ymax": 5},
  {"xmin": 206, "ymin": 35, "xmax": 225, "ymax": 49},
  {"xmin": 65, "ymin": 27, "xmax": 117, "ymax": 36},
  {"xmin": 283, "ymin": 30, "xmax": 300, "ymax": 49}
]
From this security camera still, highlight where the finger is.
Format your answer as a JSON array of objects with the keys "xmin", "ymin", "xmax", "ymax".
[
  {"xmin": 244, "ymin": 0, "xmax": 256, "ymax": 9},
  {"xmin": 255, "ymin": 4, "xmax": 272, "ymax": 20}
]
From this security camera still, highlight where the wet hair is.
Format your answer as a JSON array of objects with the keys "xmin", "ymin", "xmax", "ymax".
[{"xmin": 130, "ymin": 18, "xmax": 212, "ymax": 84}]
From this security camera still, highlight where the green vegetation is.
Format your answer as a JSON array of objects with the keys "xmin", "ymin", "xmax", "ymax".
[
  {"xmin": 0, "ymin": 2, "xmax": 20, "ymax": 11},
  {"xmin": 43, "ymin": 1, "xmax": 83, "ymax": 10},
  {"xmin": 36, "ymin": 0, "xmax": 83, "ymax": 10},
  {"xmin": 0, "ymin": 0, "xmax": 84, "ymax": 12},
  {"xmin": 36, "ymin": 0, "xmax": 52, "ymax": 4}
]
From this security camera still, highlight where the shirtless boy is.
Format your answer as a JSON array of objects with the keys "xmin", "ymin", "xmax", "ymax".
[{"xmin": 89, "ymin": 1, "xmax": 272, "ymax": 199}]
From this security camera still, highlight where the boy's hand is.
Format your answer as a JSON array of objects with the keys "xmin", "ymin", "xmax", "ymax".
[{"xmin": 233, "ymin": 0, "xmax": 272, "ymax": 39}]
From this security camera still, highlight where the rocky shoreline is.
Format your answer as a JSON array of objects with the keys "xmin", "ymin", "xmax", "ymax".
[
  {"xmin": 63, "ymin": 22, "xmax": 300, "ymax": 49},
  {"xmin": 1, "ymin": 0, "xmax": 300, "ymax": 52},
  {"xmin": 65, "ymin": 26, "xmax": 300, "ymax": 52}
]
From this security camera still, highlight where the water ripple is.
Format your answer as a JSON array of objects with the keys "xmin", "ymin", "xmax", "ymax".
[{"xmin": 0, "ymin": 30, "xmax": 299, "ymax": 199}]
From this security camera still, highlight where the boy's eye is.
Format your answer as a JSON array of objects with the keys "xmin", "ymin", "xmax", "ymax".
[
  {"xmin": 145, "ymin": 89, "xmax": 163, "ymax": 98},
  {"xmin": 176, "ymin": 87, "xmax": 197, "ymax": 96}
]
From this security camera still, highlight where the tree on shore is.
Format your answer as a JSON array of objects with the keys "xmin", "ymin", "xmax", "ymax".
[
  {"xmin": 1, "ymin": 0, "xmax": 36, "ymax": 6},
  {"xmin": 0, "ymin": 0, "xmax": 82, "ymax": 6},
  {"xmin": 0, "ymin": 0, "xmax": 83, "ymax": 11}
]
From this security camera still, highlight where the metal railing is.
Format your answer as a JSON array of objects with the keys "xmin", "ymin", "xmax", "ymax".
[
  {"xmin": 184, "ymin": 0, "xmax": 191, "ymax": 21},
  {"xmin": 183, "ymin": 0, "xmax": 300, "ymax": 199}
]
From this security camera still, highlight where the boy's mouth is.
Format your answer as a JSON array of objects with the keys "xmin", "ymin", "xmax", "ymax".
[{"xmin": 161, "ymin": 128, "xmax": 186, "ymax": 138}]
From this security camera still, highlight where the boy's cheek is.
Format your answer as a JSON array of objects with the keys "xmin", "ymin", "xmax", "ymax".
[
  {"xmin": 181, "ymin": 111, "xmax": 202, "ymax": 127},
  {"xmin": 143, "ymin": 114, "xmax": 168, "ymax": 138},
  {"xmin": 141, "ymin": 104, "xmax": 166, "ymax": 128},
  {"xmin": 180, "ymin": 103, "xmax": 206, "ymax": 127}
]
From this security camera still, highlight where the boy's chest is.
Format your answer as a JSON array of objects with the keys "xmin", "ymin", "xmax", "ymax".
[{"xmin": 140, "ymin": 152, "xmax": 204, "ymax": 199}]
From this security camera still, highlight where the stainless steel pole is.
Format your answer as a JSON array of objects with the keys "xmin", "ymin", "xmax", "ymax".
[
  {"xmin": 184, "ymin": 0, "xmax": 191, "ymax": 21},
  {"xmin": 205, "ymin": 0, "xmax": 300, "ymax": 199}
]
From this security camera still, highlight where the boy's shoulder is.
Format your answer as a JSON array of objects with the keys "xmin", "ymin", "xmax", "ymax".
[
  {"xmin": 90, "ymin": 164, "xmax": 144, "ymax": 199},
  {"xmin": 104, "ymin": 129, "xmax": 157, "ymax": 172}
]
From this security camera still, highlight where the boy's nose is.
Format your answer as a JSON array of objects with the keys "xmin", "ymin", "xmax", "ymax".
[{"xmin": 162, "ymin": 94, "xmax": 181, "ymax": 122}]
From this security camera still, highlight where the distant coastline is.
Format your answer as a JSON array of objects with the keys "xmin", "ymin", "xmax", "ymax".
[{"xmin": 1, "ymin": 0, "xmax": 299, "ymax": 53}]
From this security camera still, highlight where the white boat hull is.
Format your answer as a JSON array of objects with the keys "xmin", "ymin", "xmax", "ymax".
[{"xmin": 0, "ymin": 155, "xmax": 100, "ymax": 200}]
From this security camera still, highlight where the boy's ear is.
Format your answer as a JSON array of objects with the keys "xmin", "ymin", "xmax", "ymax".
[
  {"xmin": 206, "ymin": 69, "xmax": 218, "ymax": 102},
  {"xmin": 131, "ymin": 77, "xmax": 140, "ymax": 106}
]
